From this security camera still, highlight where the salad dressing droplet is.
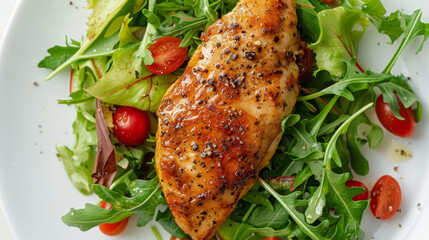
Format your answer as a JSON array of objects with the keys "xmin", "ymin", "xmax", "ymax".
[{"xmin": 387, "ymin": 140, "xmax": 413, "ymax": 162}]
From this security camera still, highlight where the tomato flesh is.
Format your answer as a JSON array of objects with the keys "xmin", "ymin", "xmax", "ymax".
[
  {"xmin": 99, "ymin": 201, "xmax": 130, "ymax": 236},
  {"xmin": 262, "ymin": 237, "xmax": 280, "ymax": 240},
  {"xmin": 113, "ymin": 106, "xmax": 150, "ymax": 146},
  {"xmin": 321, "ymin": 0, "xmax": 336, "ymax": 3},
  {"xmin": 345, "ymin": 180, "xmax": 369, "ymax": 201},
  {"xmin": 146, "ymin": 36, "xmax": 188, "ymax": 75},
  {"xmin": 370, "ymin": 175, "xmax": 401, "ymax": 220},
  {"xmin": 375, "ymin": 94, "xmax": 416, "ymax": 137}
]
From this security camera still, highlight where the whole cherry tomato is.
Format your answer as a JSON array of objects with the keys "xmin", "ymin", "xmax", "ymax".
[{"xmin": 113, "ymin": 106, "xmax": 150, "ymax": 146}]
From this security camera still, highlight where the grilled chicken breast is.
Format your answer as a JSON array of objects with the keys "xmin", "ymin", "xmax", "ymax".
[{"xmin": 155, "ymin": 0, "xmax": 302, "ymax": 238}]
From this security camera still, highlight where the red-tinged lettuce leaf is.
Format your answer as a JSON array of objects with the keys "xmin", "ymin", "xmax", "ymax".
[
  {"xmin": 85, "ymin": 49, "xmax": 177, "ymax": 112},
  {"xmin": 309, "ymin": 7, "xmax": 369, "ymax": 77},
  {"xmin": 92, "ymin": 100, "xmax": 117, "ymax": 188}
]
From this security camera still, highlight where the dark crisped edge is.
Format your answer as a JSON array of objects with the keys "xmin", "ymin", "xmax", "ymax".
[{"xmin": 91, "ymin": 99, "xmax": 117, "ymax": 188}]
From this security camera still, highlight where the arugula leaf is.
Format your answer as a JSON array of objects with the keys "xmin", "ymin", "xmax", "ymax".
[
  {"xmin": 290, "ymin": 164, "xmax": 313, "ymax": 191},
  {"xmin": 62, "ymin": 179, "xmax": 161, "ymax": 231},
  {"xmin": 134, "ymin": 0, "xmax": 157, "ymax": 65},
  {"xmin": 192, "ymin": 0, "xmax": 218, "ymax": 26},
  {"xmin": 259, "ymin": 180, "xmax": 330, "ymax": 240},
  {"xmin": 305, "ymin": 103, "xmax": 372, "ymax": 238},
  {"xmin": 345, "ymin": 90, "xmax": 382, "ymax": 175},
  {"xmin": 242, "ymin": 191, "xmax": 274, "ymax": 211},
  {"xmin": 281, "ymin": 114, "xmax": 301, "ymax": 133},
  {"xmin": 143, "ymin": 9, "xmax": 162, "ymax": 29},
  {"xmin": 261, "ymin": 153, "xmax": 305, "ymax": 178},
  {"xmin": 247, "ymin": 223, "xmax": 294, "ymax": 238},
  {"xmin": 156, "ymin": 208, "xmax": 189, "ymax": 238},
  {"xmin": 376, "ymin": 75, "xmax": 419, "ymax": 120},
  {"xmin": 247, "ymin": 201, "xmax": 289, "ymax": 230},
  {"xmin": 298, "ymin": 61, "xmax": 392, "ymax": 101},
  {"xmin": 62, "ymin": 203, "xmax": 133, "ymax": 231},
  {"xmin": 295, "ymin": 0, "xmax": 320, "ymax": 43},
  {"xmin": 382, "ymin": 10, "xmax": 429, "ymax": 73},
  {"xmin": 287, "ymin": 121, "xmax": 324, "ymax": 162},
  {"xmin": 158, "ymin": 17, "xmax": 208, "ymax": 37},
  {"xmin": 38, "ymin": 44, "xmax": 79, "ymax": 70}
]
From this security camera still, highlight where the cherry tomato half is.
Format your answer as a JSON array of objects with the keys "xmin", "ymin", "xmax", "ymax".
[
  {"xmin": 99, "ymin": 201, "xmax": 130, "ymax": 236},
  {"xmin": 112, "ymin": 106, "xmax": 150, "ymax": 146},
  {"xmin": 146, "ymin": 36, "xmax": 188, "ymax": 75},
  {"xmin": 375, "ymin": 94, "xmax": 416, "ymax": 137},
  {"xmin": 262, "ymin": 237, "xmax": 280, "ymax": 240},
  {"xmin": 345, "ymin": 180, "xmax": 369, "ymax": 201},
  {"xmin": 370, "ymin": 175, "xmax": 402, "ymax": 220}
]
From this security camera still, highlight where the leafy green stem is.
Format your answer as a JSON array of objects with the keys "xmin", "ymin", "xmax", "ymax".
[
  {"xmin": 383, "ymin": 10, "xmax": 423, "ymax": 74},
  {"xmin": 109, "ymin": 169, "xmax": 134, "ymax": 190},
  {"xmin": 298, "ymin": 74, "xmax": 390, "ymax": 101},
  {"xmin": 160, "ymin": 18, "xmax": 208, "ymax": 36},
  {"xmin": 325, "ymin": 102, "xmax": 373, "ymax": 167},
  {"xmin": 134, "ymin": 0, "xmax": 157, "ymax": 65},
  {"xmin": 152, "ymin": 226, "xmax": 163, "ymax": 240},
  {"xmin": 242, "ymin": 203, "xmax": 257, "ymax": 222},
  {"xmin": 259, "ymin": 179, "xmax": 325, "ymax": 240}
]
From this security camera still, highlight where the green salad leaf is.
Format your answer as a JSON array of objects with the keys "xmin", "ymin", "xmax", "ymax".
[
  {"xmin": 309, "ymin": 7, "xmax": 369, "ymax": 76},
  {"xmin": 38, "ymin": 43, "xmax": 79, "ymax": 70},
  {"xmin": 156, "ymin": 208, "xmax": 189, "ymax": 238},
  {"xmin": 62, "ymin": 178, "xmax": 161, "ymax": 231},
  {"xmin": 259, "ymin": 181, "xmax": 330, "ymax": 240},
  {"xmin": 38, "ymin": 0, "xmax": 429, "ymax": 238},
  {"xmin": 84, "ymin": 49, "xmax": 177, "ymax": 112},
  {"xmin": 44, "ymin": 0, "xmax": 141, "ymax": 80}
]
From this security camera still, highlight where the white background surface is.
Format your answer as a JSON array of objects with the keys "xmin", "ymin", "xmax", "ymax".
[
  {"xmin": 0, "ymin": 1, "xmax": 18, "ymax": 239},
  {"xmin": 0, "ymin": 0, "xmax": 428, "ymax": 240}
]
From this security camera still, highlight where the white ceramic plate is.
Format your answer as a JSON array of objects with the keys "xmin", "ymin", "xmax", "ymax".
[{"xmin": 0, "ymin": 0, "xmax": 428, "ymax": 239}]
